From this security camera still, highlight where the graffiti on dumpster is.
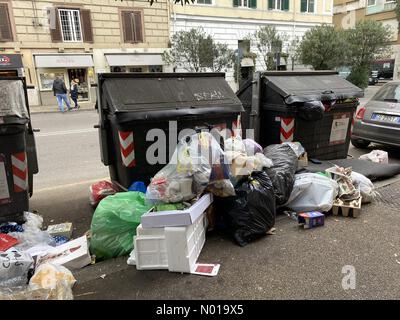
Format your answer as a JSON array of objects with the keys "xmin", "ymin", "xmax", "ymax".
[{"xmin": 193, "ymin": 90, "xmax": 225, "ymax": 101}]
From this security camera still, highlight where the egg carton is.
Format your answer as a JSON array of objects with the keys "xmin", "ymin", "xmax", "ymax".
[{"xmin": 332, "ymin": 196, "xmax": 362, "ymax": 218}]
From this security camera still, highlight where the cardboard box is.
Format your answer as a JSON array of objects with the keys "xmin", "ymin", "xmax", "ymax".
[
  {"xmin": 47, "ymin": 223, "xmax": 73, "ymax": 239},
  {"xmin": 298, "ymin": 152, "xmax": 308, "ymax": 168},
  {"xmin": 298, "ymin": 211, "xmax": 325, "ymax": 229},
  {"xmin": 36, "ymin": 236, "xmax": 91, "ymax": 270},
  {"xmin": 141, "ymin": 193, "xmax": 213, "ymax": 228}
]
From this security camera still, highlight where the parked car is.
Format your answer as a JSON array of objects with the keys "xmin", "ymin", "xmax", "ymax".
[
  {"xmin": 368, "ymin": 70, "xmax": 379, "ymax": 85},
  {"xmin": 352, "ymin": 81, "xmax": 400, "ymax": 148}
]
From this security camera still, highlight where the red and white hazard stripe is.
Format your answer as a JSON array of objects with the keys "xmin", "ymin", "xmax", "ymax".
[
  {"xmin": 280, "ymin": 118, "xmax": 295, "ymax": 143},
  {"xmin": 11, "ymin": 152, "xmax": 28, "ymax": 192},
  {"xmin": 119, "ymin": 131, "xmax": 136, "ymax": 167}
]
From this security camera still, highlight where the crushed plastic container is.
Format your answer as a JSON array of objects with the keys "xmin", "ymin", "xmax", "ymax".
[
  {"xmin": 96, "ymin": 73, "xmax": 244, "ymax": 189},
  {"xmin": 237, "ymin": 71, "xmax": 364, "ymax": 160}
]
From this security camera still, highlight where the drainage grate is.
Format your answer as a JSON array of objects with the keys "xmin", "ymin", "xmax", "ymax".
[{"xmin": 375, "ymin": 182, "xmax": 400, "ymax": 211}]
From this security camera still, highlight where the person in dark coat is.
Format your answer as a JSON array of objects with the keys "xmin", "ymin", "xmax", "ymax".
[
  {"xmin": 70, "ymin": 78, "xmax": 80, "ymax": 109},
  {"xmin": 52, "ymin": 76, "xmax": 71, "ymax": 112}
]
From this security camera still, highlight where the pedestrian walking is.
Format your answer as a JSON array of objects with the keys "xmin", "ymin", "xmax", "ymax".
[
  {"xmin": 70, "ymin": 78, "xmax": 80, "ymax": 109},
  {"xmin": 52, "ymin": 76, "xmax": 71, "ymax": 113}
]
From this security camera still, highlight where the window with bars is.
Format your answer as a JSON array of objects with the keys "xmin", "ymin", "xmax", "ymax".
[
  {"xmin": 58, "ymin": 9, "xmax": 82, "ymax": 42},
  {"xmin": 268, "ymin": 0, "xmax": 289, "ymax": 11},
  {"xmin": 300, "ymin": 0, "xmax": 315, "ymax": 13}
]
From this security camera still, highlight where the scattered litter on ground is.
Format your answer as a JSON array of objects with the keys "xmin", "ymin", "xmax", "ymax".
[
  {"xmin": 359, "ymin": 150, "xmax": 388, "ymax": 164},
  {"xmin": 47, "ymin": 222, "xmax": 73, "ymax": 239}
]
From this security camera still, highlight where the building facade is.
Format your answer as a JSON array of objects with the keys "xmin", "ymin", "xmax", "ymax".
[
  {"xmin": 0, "ymin": 0, "xmax": 170, "ymax": 106},
  {"xmin": 171, "ymin": 0, "xmax": 334, "ymax": 88},
  {"xmin": 333, "ymin": 0, "xmax": 399, "ymax": 79}
]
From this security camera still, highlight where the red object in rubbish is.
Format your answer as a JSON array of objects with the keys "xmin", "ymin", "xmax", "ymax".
[
  {"xmin": 89, "ymin": 181, "xmax": 119, "ymax": 207},
  {"xmin": 0, "ymin": 233, "xmax": 19, "ymax": 252}
]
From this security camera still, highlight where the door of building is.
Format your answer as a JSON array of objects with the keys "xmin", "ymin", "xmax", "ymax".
[{"xmin": 67, "ymin": 68, "xmax": 89, "ymax": 101}]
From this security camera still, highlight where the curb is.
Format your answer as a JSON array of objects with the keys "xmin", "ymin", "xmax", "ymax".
[{"xmin": 30, "ymin": 108, "xmax": 96, "ymax": 115}]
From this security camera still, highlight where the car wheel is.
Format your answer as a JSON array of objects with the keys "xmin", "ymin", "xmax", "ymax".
[{"xmin": 351, "ymin": 138, "xmax": 370, "ymax": 149}]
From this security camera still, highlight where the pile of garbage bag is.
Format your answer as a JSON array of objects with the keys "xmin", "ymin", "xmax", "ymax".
[{"xmin": 87, "ymin": 127, "xmax": 380, "ymax": 255}]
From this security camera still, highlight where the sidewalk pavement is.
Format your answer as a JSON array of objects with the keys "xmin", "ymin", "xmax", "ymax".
[
  {"xmin": 30, "ymin": 102, "xmax": 96, "ymax": 114},
  {"xmin": 69, "ymin": 179, "xmax": 400, "ymax": 300}
]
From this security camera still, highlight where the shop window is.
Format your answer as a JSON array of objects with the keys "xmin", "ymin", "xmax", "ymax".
[
  {"xmin": 233, "ymin": 0, "xmax": 257, "ymax": 9},
  {"xmin": 0, "ymin": 2, "xmax": 13, "ymax": 42},
  {"xmin": 59, "ymin": 9, "xmax": 82, "ymax": 42},
  {"xmin": 301, "ymin": 0, "xmax": 315, "ymax": 13},
  {"xmin": 121, "ymin": 10, "xmax": 144, "ymax": 43},
  {"xmin": 68, "ymin": 68, "xmax": 89, "ymax": 101},
  {"xmin": 39, "ymin": 73, "xmax": 66, "ymax": 91},
  {"xmin": 129, "ymin": 67, "xmax": 143, "ymax": 72},
  {"xmin": 149, "ymin": 65, "xmax": 163, "ymax": 72},
  {"xmin": 268, "ymin": 0, "xmax": 289, "ymax": 11},
  {"xmin": 111, "ymin": 66, "xmax": 126, "ymax": 72},
  {"xmin": 196, "ymin": 0, "xmax": 212, "ymax": 4}
]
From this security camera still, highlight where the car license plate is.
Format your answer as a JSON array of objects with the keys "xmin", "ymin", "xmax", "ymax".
[{"xmin": 371, "ymin": 113, "xmax": 400, "ymax": 123}]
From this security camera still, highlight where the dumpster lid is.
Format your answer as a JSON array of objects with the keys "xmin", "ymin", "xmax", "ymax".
[
  {"xmin": 0, "ymin": 79, "xmax": 29, "ymax": 119},
  {"xmin": 262, "ymin": 71, "xmax": 364, "ymax": 104},
  {"xmin": 99, "ymin": 73, "xmax": 244, "ymax": 121}
]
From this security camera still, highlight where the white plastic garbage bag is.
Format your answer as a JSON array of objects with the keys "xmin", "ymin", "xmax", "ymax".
[
  {"xmin": 351, "ymin": 171, "xmax": 377, "ymax": 203},
  {"xmin": 359, "ymin": 150, "xmax": 388, "ymax": 164},
  {"xmin": 0, "ymin": 248, "xmax": 34, "ymax": 288},
  {"xmin": 285, "ymin": 173, "xmax": 339, "ymax": 212},
  {"xmin": 9, "ymin": 212, "xmax": 55, "ymax": 251}
]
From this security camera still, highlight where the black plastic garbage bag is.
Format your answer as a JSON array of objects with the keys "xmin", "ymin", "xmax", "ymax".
[
  {"xmin": 216, "ymin": 171, "xmax": 276, "ymax": 247},
  {"xmin": 263, "ymin": 144, "xmax": 298, "ymax": 206},
  {"xmin": 297, "ymin": 101, "xmax": 325, "ymax": 121}
]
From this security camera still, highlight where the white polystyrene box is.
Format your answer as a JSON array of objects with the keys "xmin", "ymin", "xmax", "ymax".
[
  {"xmin": 132, "ymin": 213, "xmax": 207, "ymax": 273},
  {"xmin": 140, "ymin": 194, "xmax": 213, "ymax": 228}
]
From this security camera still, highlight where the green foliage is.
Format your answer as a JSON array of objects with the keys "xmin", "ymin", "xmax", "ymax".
[
  {"xmin": 345, "ymin": 20, "xmax": 391, "ymax": 88},
  {"xmin": 395, "ymin": 0, "xmax": 400, "ymax": 22},
  {"xmin": 347, "ymin": 65, "xmax": 370, "ymax": 89},
  {"xmin": 345, "ymin": 20, "xmax": 392, "ymax": 68},
  {"xmin": 253, "ymin": 26, "xmax": 285, "ymax": 70},
  {"xmin": 162, "ymin": 28, "xmax": 234, "ymax": 72},
  {"xmin": 298, "ymin": 24, "xmax": 345, "ymax": 70}
]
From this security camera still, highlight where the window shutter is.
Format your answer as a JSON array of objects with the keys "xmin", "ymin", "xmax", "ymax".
[
  {"xmin": 0, "ymin": 3, "xmax": 13, "ymax": 42},
  {"xmin": 283, "ymin": 0, "xmax": 289, "ymax": 10},
  {"xmin": 80, "ymin": 9, "xmax": 93, "ymax": 43},
  {"xmin": 250, "ymin": 0, "xmax": 257, "ymax": 9},
  {"xmin": 133, "ymin": 11, "xmax": 143, "ymax": 43},
  {"xmin": 300, "ymin": 0, "xmax": 307, "ymax": 12},
  {"xmin": 268, "ymin": 0, "xmax": 274, "ymax": 9},
  {"xmin": 233, "ymin": 0, "xmax": 239, "ymax": 7},
  {"xmin": 122, "ymin": 11, "xmax": 134, "ymax": 43},
  {"xmin": 50, "ymin": 8, "xmax": 62, "ymax": 42}
]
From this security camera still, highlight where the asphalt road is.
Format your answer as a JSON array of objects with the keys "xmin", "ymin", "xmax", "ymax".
[{"xmin": 27, "ymin": 93, "xmax": 400, "ymax": 300}]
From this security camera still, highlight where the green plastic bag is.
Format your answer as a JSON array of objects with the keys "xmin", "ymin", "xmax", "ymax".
[{"xmin": 90, "ymin": 191, "xmax": 151, "ymax": 261}]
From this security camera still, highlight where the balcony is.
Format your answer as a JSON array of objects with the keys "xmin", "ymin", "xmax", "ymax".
[{"xmin": 366, "ymin": 1, "xmax": 397, "ymax": 15}]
